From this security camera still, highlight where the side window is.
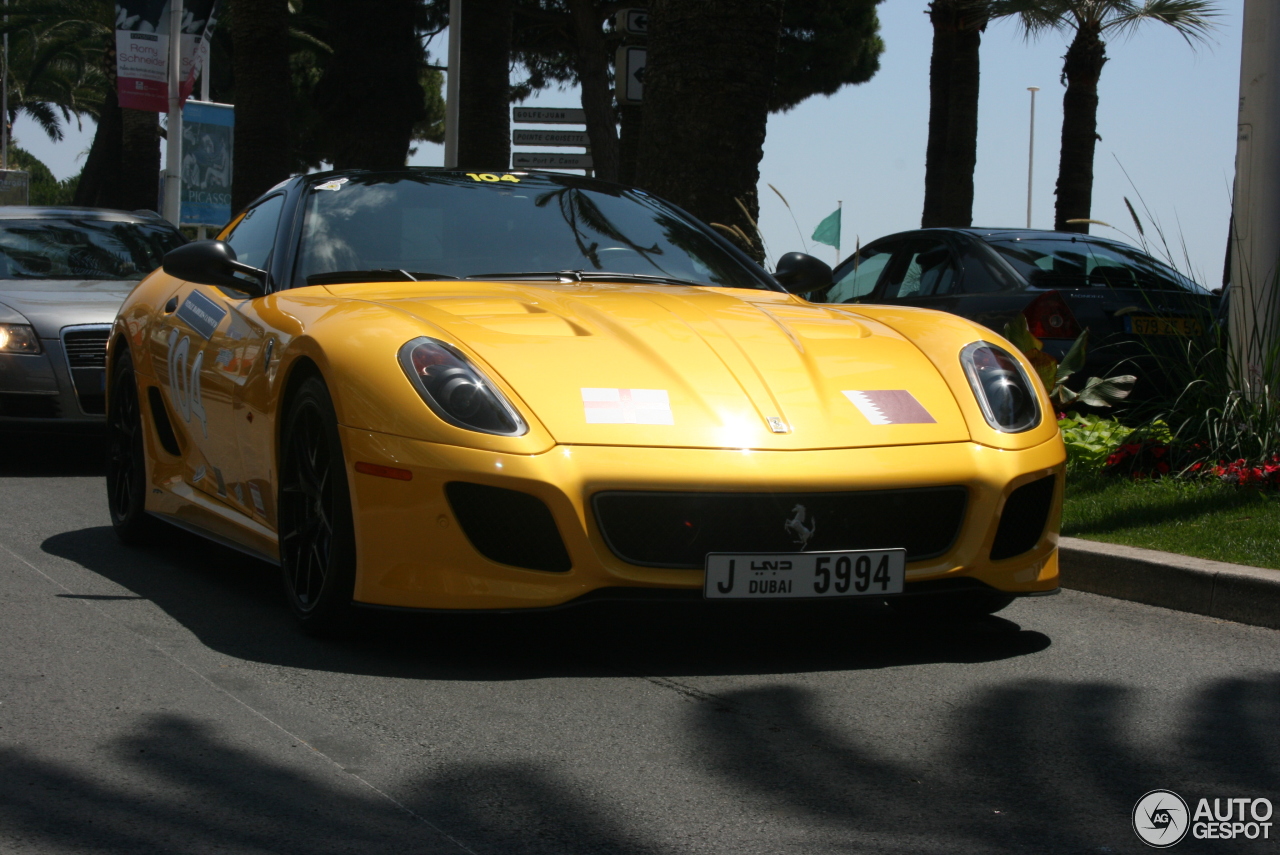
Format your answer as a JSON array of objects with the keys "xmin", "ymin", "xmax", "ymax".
[
  {"xmin": 224, "ymin": 194, "xmax": 285, "ymax": 271},
  {"xmin": 882, "ymin": 241, "xmax": 956, "ymax": 299},
  {"xmin": 826, "ymin": 247, "xmax": 892, "ymax": 303}
]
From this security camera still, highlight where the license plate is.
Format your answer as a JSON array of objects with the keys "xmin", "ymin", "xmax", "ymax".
[
  {"xmin": 1124, "ymin": 315, "xmax": 1203, "ymax": 336},
  {"xmin": 704, "ymin": 549, "xmax": 905, "ymax": 600}
]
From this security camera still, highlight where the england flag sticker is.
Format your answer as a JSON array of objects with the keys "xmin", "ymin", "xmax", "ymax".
[
  {"xmin": 581, "ymin": 388, "xmax": 674, "ymax": 425},
  {"xmin": 843, "ymin": 390, "xmax": 936, "ymax": 425}
]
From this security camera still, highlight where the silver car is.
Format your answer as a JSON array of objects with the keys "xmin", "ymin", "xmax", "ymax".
[{"xmin": 0, "ymin": 207, "xmax": 186, "ymax": 429}]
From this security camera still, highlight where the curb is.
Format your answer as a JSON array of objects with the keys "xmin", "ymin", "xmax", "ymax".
[{"xmin": 1058, "ymin": 536, "xmax": 1280, "ymax": 631}]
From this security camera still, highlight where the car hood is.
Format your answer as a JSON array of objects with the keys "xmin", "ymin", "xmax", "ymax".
[
  {"xmin": 0, "ymin": 279, "xmax": 138, "ymax": 337},
  {"xmin": 328, "ymin": 280, "xmax": 971, "ymax": 451}
]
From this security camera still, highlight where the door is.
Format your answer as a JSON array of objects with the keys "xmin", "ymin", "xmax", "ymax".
[{"xmin": 155, "ymin": 194, "xmax": 284, "ymax": 515}]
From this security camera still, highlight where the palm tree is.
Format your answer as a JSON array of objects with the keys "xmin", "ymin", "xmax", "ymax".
[
  {"xmin": 997, "ymin": 0, "xmax": 1218, "ymax": 233},
  {"xmin": 922, "ymin": 0, "xmax": 988, "ymax": 228},
  {"xmin": 636, "ymin": 0, "xmax": 785, "ymax": 263},
  {"xmin": 230, "ymin": 0, "xmax": 292, "ymax": 210},
  {"xmin": 0, "ymin": 1, "xmax": 108, "ymax": 142}
]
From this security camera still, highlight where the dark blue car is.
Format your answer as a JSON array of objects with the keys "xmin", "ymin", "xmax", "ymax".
[{"xmin": 812, "ymin": 228, "xmax": 1218, "ymax": 397}]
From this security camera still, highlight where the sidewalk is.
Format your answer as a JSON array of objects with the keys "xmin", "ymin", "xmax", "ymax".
[{"xmin": 1059, "ymin": 536, "xmax": 1280, "ymax": 630}]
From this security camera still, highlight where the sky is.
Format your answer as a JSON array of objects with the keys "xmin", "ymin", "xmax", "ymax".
[{"xmin": 18, "ymin": 1, "xmax": 1243, "ymax": 285}]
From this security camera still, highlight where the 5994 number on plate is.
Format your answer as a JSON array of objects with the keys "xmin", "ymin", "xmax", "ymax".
[{"xmin": 704, "ymin": 549, "xmax": 906, "ymax": 600}]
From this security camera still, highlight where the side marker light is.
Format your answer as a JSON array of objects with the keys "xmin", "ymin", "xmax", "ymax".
[{"xmin": 354, "ymin": 462, "xmax": 413, "ymax": 481}]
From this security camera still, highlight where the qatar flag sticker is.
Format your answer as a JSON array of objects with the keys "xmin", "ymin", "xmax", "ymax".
[
  {"xmin": 581, "ymin": 388, "xmax": 674, "ymax": 425},
  {"xmin": 843, "ymin": 390, "xmax": 936, "ymax": 425}
]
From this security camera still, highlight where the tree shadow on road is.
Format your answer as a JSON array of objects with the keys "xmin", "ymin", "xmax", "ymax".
[
  {"xmin": 680, "ymin": 676, "xmax": 1280, "ymax": 853},
  {"xmin": 41, "ymin": 524, "xmax": 1050, "ymax": 682},
  {"xmin": 3, "ymin": 675, "xmax": 1279, "ymax": 854}
]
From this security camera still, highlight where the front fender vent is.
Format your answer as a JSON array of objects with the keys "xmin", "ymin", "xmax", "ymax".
[
  {"xmin": 446, "ymin": 482, "xmax": 572, "ymax": 573},
  {"xmin": 990, "ymin": 474, "xmax": 1056, "ymax": 560},
  {"xmin": 146, "ymin": 386, "xmax": 182, "ymax": 457}
]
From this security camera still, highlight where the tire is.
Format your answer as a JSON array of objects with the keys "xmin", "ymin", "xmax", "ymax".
[
  {"xmin": 887, "ymin": 591, "xmax": 1015, "ymax": 621},
  {"xmin": 106, "ymin": 348, "xmax": 160, "ymax": 545},
  {"xmin": 278, "ymin": 375, "xmax": 357, "ymax": 635}
]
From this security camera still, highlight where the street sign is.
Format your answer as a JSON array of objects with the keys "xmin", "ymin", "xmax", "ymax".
[
  {"xmin": 512, "ymin": 107, "xmax": 586, "ymax": 124},
  {"xmin": 512, "ymin": 130, "xmax": 590, "ymax": 147},
  {"xmin": 0, "ymin": 170, "xmax": 29, "ymax": 205},
  {"xmin": 513, "ymin": 152, "xmax": 595, "ymax": 170},
  {"xmin": 616, "ymin": 46, "xmax": 646, "ymax": 104},
  {"xmin": 617, "ymin": 8, "xmax": 649, "ymax": 36},
  {"xmin": 180, "ymin": 100, "xmax": 234, "ymax": 227}
]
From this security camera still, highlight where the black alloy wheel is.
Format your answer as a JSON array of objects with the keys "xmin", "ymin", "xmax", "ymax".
[
  {"xmin": 278, "ymin": 375, "xmax": 357, "ymax": 634},
  {"xmin": 106, "ymin": 348, "xmax": 159, "ymax": 545}
]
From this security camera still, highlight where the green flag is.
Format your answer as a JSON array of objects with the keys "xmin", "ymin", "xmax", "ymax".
[{"xmin": 811, "ymin": 206, "xmax": 841, "ymax": 250}]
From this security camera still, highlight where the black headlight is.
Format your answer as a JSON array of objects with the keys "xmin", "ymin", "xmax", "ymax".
[
  {"xmin": 397, "ymin": 337, "xmax": 527, "ymax": 436},
  {"xmin": 959, "ymin": 341, "xmax": 1041, "ymax": 433}
]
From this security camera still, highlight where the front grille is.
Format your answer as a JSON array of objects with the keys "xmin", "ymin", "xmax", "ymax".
[
  {"xmin": 593, "ymin": 487, "xmax": 968, "ymax": 569},
  {"xmin": 62, "ymin": 328, "xmax": 110, "ymax": 368},
  {"xmin": 60, "ymin": 326, "xmax": 111, "ymax": 416},
  {"xmin": 990, "ymin": 474, "xmax": 1056, "ymax": 560},
  {"xmin": 446, "ymin": 482, "xmax": 572, "ymax": 572}
]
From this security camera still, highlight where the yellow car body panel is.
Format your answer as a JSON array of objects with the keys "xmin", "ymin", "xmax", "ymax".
[
  {"xmin": 113, "ymin": 268, "xmax": 1064, "ymax": 611},
  {"xmin": 322, "ymin": 280, "xmax": 972, "ymax": 451},
  {"xmin": 110, "ymin": 170, "xmax": 1064, "ymax": 615},
  {"xmin": 342, "ymin": 429, "xmax": 1062, "ymax": 610}
]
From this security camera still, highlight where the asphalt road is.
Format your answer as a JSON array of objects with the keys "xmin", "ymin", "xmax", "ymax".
[{"xmin": 2, "ymin": 435, "xmax": 1278, "ymax": 855}]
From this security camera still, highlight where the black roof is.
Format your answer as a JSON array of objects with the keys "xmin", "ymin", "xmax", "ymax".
[
  {"xmin": 0, "ymin": 205, "xmax": 170, "ymax": 223},
  {"xmin": 940, "ymin": 226, "xmax": 1133, "ymax": 245}
]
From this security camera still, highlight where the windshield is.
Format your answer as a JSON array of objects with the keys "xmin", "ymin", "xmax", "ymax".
[
  {"xmin": 986, "ymin": 237, "xmax": 1208, "ymax": 294},
  {"xmin": 294, "ymin": 172, "xmax": 771, "ymax": 290},
  {"xmin": 0, "ymin": 218, "xmax": 184, "ymax": 280}
]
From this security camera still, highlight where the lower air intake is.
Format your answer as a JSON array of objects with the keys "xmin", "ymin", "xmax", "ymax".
[
  {"xmin": 990, "ymin": 474, "xmax": 1057, "ymax": 560},
  {"xmin": 446, "ymin": 482, "xmax": 572, "ymax": 573},
  {"xmin": 593, "ymin": 487, "xmax": 967, "ymax": 569}
]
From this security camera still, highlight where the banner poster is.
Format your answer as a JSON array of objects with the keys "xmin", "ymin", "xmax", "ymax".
[
  {"xmin": 180, "ymin": 101, "xmax": 234, "ymax": 227},
  {"xmin": 115, "ymin": 0, "xmax": 222, "ymax": 112}
]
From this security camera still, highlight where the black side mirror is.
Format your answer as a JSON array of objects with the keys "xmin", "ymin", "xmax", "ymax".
[
  {"xmin": 163, "ymin": 240, "xmax": 267, "ymax": 297},
  {"xmin": 773, "ymin": 252, "xmax": 834, "ymax": 295}
]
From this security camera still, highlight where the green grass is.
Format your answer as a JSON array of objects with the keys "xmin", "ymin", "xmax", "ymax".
[{"xmin": 1062, "ymin": 475, "xmax": 1280, "ymax": 570}]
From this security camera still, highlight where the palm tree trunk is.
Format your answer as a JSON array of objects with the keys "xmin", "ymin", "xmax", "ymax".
[
  {"xmin": 314, "ymin": 0, "xmax": 425, "ymax": 171},
  {"xmin": 922, "ymin": 0, "xmax": 984, "ymax": 229},
  {"xmin": 922, "ymin": 1, "xmax": 958, "ymax": 228},
  {"xmin": 231, "ymin": 0, "xmax": 292, "ymax": 211},
  {"xmin": 636, "ymin": 0, "xmax": 783, "ymax": 263},
  {"xmin": 73, "ymin": 85, "xmax": 121, "ymax": 208},
  {"xmin": 456, "ymin": 0, "xmax": 512, "ymax": 171},
  {"xmin": 119, "ymin": 108, "xmax": 160, "ymax": 212},
  {"xmin": 617, "ymin": 104, "xmax": 641, "ymax": 185},
  {"xmin": 1054, "ymin": 23, "xmax": 1106, "ymax": 234},
  {"xmin": 568, "ymin": 0, "xmax": 618, "ymax": 182}
]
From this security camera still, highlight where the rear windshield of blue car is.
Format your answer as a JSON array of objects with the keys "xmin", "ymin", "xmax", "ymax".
[
  {"xmin": 987, "ymin": 238, "xmax": 1209, "ymax": 294},
  {"xmin": 0, "ymin": 218, "xmax": 184, "ymax": 280},
  {"xmin": 294, "ymin": 172, "xmax": 771, "ymax": 290}
]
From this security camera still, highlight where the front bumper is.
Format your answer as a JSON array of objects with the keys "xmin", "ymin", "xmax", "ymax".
[
  {"xmin": 342, "ymin": 429, "xmax": 1065, "ymax": 611},
  {"xmin": 0, "ymin": 330, "xmax": 108, "ymax": 429}
]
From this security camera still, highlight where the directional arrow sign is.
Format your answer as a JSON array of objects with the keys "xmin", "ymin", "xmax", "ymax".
[
  {"xmin": 615, "ymin": 46, "xmax": 646, "ymax": 105},
  {"xmin": 512, "ymin": 130, "xmax": 591, "ymax": 146},
  {"xmin": 617, "ymin": 8, "xmax": 649, "ymax": 35},
  {"xmin": 512, "ymin": 152, "xmax": 594, "ymax": 170},
  {"xmin": 512, "ymin": 107, "xmax": 586, "ymax": 124}
]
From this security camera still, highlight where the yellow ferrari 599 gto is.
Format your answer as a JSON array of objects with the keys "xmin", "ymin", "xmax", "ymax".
[{"xmin": 106, "ymin": 170, "xmax": 1064, "ymax": 632}]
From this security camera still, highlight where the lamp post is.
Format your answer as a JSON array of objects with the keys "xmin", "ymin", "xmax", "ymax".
[
  {"xmin": 1231, "ymin": 0, "xmax": 1280, "ymax": 390},
  {"xmin": 1026, "ymin": 86, "xmax": 1039, "ymax": 229},
  {"xmin": 162, "ymin": 0, "xmax": 183, "ymax": 225},
  {"xmin": 444, "ymin": 0, "xmax": 461, "ymax": 168}
]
